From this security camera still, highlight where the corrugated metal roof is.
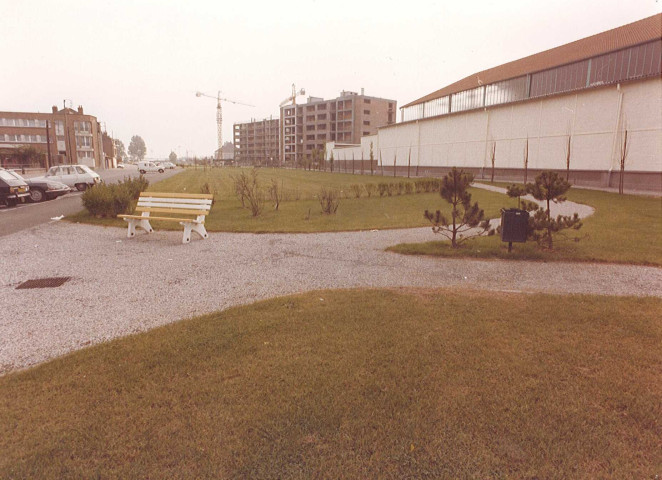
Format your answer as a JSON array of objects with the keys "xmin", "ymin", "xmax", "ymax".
[{"xmin": 403, "ymin": 14, "xmax": 662, "ymax": 109}]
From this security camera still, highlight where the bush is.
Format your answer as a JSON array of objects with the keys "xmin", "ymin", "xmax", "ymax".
[
  {"xmin": 121, "ymin": 175, "xmax": 149, "ymax": 200},
  {"xmin": 364, "ymin": 183, "xmax": 376, "ymax": 198},
  {"xmin": 318, "ymin": 187, "xmax": 340, "ymax": 214},
  {"xmin": 404, "ymin": 182, "xmax": 414, "ymax": 195},
  {"xmin": 82, "ymin": 183, "xmax": 134, "ymax": 218},
  {"xmin": 378, "ymin": 183, "xmax": 388, "ymax": 197},
  {"xmin": 231, "ymin": 169, "xmax": 264, "ymax": 216},
  {"xmin": 350, "ymin": 184, "xmax": 363, "ymax": 198}
]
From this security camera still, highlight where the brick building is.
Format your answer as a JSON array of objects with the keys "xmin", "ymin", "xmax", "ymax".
[
  {"xmin": 0, "ymin": 104, "xmax": 112, "ymax": 169},
  {"xmin": 280, "ymin": 90, "xmax": 396, "ymax": 167},
  {"xmin": 233, "ymin": 117, "xmax": 280, "ymax": 166}
]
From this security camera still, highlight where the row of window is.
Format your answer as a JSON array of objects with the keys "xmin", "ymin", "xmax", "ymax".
[
  {"xmin": 0, "ymin": 118, "xmax": 48, "ymax": 128},
  {"xmin": 0, "ymin": 133, "xmax": 48, "ymax": 143},
  {"xmin": 402, "ymin": 39, "xmax": 662, "ymax": 121}
]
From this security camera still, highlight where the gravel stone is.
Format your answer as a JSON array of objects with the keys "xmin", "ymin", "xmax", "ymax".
[{"xmin": 1, "ymin": 193, "xmax": 659, "ymax": 374}]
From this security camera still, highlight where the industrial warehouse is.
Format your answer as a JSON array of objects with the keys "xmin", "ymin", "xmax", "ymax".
[{"xmin": 328, "ymin": 14, "xmax": 662, "ymax": 191}]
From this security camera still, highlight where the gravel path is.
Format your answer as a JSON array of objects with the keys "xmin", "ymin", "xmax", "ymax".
[{"xmin": 1, "ymin": 194, "xmax": 658, "ymax": 373}]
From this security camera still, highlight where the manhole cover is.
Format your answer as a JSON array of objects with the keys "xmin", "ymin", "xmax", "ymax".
[{"xmin": 16, "ymin": 277, "xmax": 71, "ymax": 290}]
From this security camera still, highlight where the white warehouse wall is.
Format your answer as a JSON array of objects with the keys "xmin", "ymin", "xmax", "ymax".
[{"xmin": 329, "ymin": 77, "xmax": 661, "ymax": 187}]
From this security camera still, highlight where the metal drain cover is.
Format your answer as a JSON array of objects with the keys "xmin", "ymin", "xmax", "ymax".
[{"xmin": 16, "ymin": 277, "xmax": 71, "ymax": 290}]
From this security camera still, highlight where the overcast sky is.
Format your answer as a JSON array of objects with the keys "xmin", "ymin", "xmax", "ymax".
[{"xmin": 1, "ymin": 0, "xmax": 659, "ymax": 158}]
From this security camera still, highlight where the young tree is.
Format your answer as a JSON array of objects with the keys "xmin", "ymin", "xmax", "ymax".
[
  {"xmin": 169, "ymin": 151, "xmax": 177, "ymax": 163},
  {"xmin": 128, "ymin": 135, "xmax": 146, "ymax": 161},
  {"xmin": 523, "ymin": 135, "xmax": 529, "ymax": 184},
  {"xmin": 114, "ymin": 139, "xmax": 126, "ymax": 161},
  {"xmin": 565, "ymin": 133, "xmax": 572, "ymax": 182},
  {"xmin": 618, "ymin": 127, "xmax": 629, "ymax": 195},
  {"xmin": 369, "ymin": 142, "xmax": 374, "ymax": 176},
  {"xmin": 329, "ymin": 151, "xmax": 334, "ymax": 172},
  {"xmin": 424, "ymin": 167, "xmax": 493, "ymax": 248},
  {"xmin": 521, "ymin": 171, "xmax": 582, "ymax": 250},
  {"xmin": 489, "ymin": 141, "xmax": 496, "ymax": 182}
]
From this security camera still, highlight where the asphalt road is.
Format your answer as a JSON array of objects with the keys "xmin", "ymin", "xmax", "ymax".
[{"xmin": 0, "ymin": 166, "xmax": 183, "ymax": 237}]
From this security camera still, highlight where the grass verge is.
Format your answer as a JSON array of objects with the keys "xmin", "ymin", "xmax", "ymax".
[
  {"xmin": 389, "ymin": 188, "xmax": 662, "ymax": 265},
  {"xmin": 67, "ymin": 168, "xmax": 517, "ymax": 232},
  {"xmin": 1, "ymin": 289, "xmax": 660, "ymax": 478}
]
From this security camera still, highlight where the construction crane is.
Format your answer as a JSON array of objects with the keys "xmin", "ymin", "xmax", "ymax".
[
  {"xmin": 279, "ymin": 84, "xmax": 305, "ymax": 107},
  {"xmin": 195, "ymin": 90, "xmax": 254, "ymax": 160},
  {"xmin": 279, "ymin": 85, "xmax": 306, "ymax": 166}
]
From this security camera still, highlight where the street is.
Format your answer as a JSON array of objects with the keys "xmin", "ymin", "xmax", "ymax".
[{"xmin": 0, "ymin": 166, "xmax": 182, "ymax": 237}]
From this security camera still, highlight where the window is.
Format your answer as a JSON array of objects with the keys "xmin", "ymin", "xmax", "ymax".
[
  {"xmin": 75, "ymin": 166, "xmax": 86, "ymax": 174},
  {"xmin": 363, "ymin": 132, "xmax": 370, "ymax": 136},
  {"xmin": 74, "ymin": 121, "xmax": 91, "ymax": 133},
  {"xmin": 76, "ymin": 136, "xmax": 92, "ymax": 148},
  {"xmin": 363, "ymin": 110, "xmax": 370, "ymax": 115},
  {"xmin": 363, "ymin": 120, "xmax": 370, "ymax": 126},
  {"xmin": 55, "ymin": 122, "xmax": 64, "ymax": 135},
  {"xmin": 364, "ymin": 99, "xmax": 371, "ymax": 104}
]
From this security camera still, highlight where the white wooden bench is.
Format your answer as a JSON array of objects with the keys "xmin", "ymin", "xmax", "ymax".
[{"xmin": 118, "ymin": 192, "xmax": 214, "ymax": 244}]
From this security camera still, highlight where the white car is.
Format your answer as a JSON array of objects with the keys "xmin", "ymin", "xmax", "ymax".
[
  {"xmin": 137, "ymin": 161, "xmax": 164, "ymax": 174},
  {"xmin": 32, "ymin": 165, "xmax": 101, "ymax": 191},
  {"xmin": 161, "ymin": 162, "xmax": 176, "ymax": 169}
]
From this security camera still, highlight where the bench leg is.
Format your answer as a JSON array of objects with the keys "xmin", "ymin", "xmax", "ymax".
[
  {"xmin": 124, "ymin": 218, "xmax": 153, "ymax": 238},
  {"xmin": 180, "ymin": 222, "xmax": 208, "ymax": 244}
]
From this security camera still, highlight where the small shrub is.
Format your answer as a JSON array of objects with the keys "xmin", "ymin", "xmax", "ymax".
[
  {"xmin": 268, "ymin": 179, "xmax": 283, "ymax": 210},
  {"xmin": 318, "ymin": 187, "xmax": 340, "ymax": 214},
  {"xmin": 350, "ymin": 184, "xmax": 363, "ymax": 198},
  {"xmin": 82, "ymin": 183, "xmax": 133, "ymax": 218},
  {"xmin": 231, "ymin": 168, "xmax": 264, "ymax": 216},
  {"xmin": 364, "ymin": 183, "xmax": 376, "ymax": 198},
  {"xmin": 387, "ymin": 183, "xmax": 397, "ymax": 196},
  {"xmin": 118, "ymin": 175, "xmax": 148, "ymax": 200},
  {"xmin": 404, "ymin": 182, "xmax": 414, "ymax": 195},
  {"xmin": 378, "ymin": 183, "xmax": 388, "ymax": 197}
]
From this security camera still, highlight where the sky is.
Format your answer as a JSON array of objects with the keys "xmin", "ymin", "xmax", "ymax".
[{"xmin": 1, "ymin": 0, "xmax": 660, "ymax": 159}]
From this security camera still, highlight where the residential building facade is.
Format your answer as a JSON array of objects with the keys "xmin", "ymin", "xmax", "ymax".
[
  {"xmin": 0, "ymin": 105, "xmax": 110, "ymax": 169},
  {"xmin": 329, "ymin": 14, "xmax": 661, "ymax": 190},
  {"xmin": 281, "ymin": 90, "xmax": 396, "ymax": 167},
  {"xmin": 233, "ymin": 117, "xmax": 279, "ymax": 166}
]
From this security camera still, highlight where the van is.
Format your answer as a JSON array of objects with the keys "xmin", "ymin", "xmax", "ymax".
[{"xmin": 137, "ymin": 161, "xmax": 165, "ymax": 174}]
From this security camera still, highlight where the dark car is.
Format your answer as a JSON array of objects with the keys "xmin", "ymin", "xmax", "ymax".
[
  {"xmin": 0, "ymin": 168, "xmax": 30, "ymax": 207},
  {"xmin": 5, "ymin": 170, "xmax": 70, "ymax": 202}
]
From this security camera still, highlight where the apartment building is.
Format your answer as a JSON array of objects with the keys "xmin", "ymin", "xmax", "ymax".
[
  {"xmin": 0, "ymin": 105, "xmax": 110, "ymax": 169},
  {"xmin": 280, "ymin": 90, "xmax": 396, "ymax": 167},
  {"xmin": 233, "ymin": 117, "xmax": 279, "ymax": 166}
]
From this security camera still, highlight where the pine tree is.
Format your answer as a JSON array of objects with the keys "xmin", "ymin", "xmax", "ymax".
[{"xmin": 424, "ymin": 167, "xmax": 493, "ymax": 248}]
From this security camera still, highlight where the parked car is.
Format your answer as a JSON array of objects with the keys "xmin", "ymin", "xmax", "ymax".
[
  {"xmin": 4, "ymin": 170, "xmax": 70, "ymax": 202},
  {"xmin": 137, "ymin": 161, "xmax": 164, "ymax": 174},
  {"xmin": 161, "ymin": 161, "xmax": 176, "ymax": 169},
  {"xmin": 31, "ymin": 164, "xmax": 101, "ymax": 191},
  {"xmin": 0, "ymin": 168, "xmax": 30, "ymax": 206},
  {"xmin": 117, "ymin": 163, "xmax": 125, "ymax": 169}
]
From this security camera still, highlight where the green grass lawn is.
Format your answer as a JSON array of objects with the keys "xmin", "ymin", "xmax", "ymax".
[
  {"xmin": 68, "ymin": 168, "xmax": 517, "ymax": 232},
  {"xmin": 1, "ymin": 289, "xmax": 660, "ymax": 478},
  {"xmin": 390, "ymin": 188, "xmax": 662, "ymax": 266}
]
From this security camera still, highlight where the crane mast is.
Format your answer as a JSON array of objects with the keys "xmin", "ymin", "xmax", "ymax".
[{"xmin": 196, "ymin": 90, "xmax": 253, "ymax": 160}]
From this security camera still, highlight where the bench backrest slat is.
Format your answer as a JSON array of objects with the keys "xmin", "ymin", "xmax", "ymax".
[
  {"xmin": 138, "ymin": 200, "xmax": 211, "ymax": 210},
  {"xmin": 137, "ymin": 207, "xmax": 210, "ymax": 216},
  {"xmin": 144, "ymin": 192, "xmax": 214, "ymax": 199}
]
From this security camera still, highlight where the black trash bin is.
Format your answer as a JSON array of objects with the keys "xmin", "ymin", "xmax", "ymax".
[{"xmin": 501, "ymin": 208, "xmax": 529, "ymax": 251}]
